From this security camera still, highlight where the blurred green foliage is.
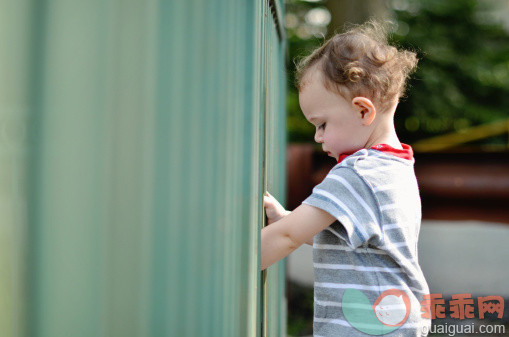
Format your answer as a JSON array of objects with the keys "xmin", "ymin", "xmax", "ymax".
[
  {"xmin": 285, "ymin": 0, "xmax": 329, "ymax": 143},
  {"xmin": 285, "ymin": 0, "xmax": 509, "ymax": 145},
  {"xmin": 286, "ymin": 281, "xmax": 314, "ymax": 336}
]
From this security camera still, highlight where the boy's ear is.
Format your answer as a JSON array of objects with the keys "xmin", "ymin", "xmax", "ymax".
[{"xmin": 351, "ymin": 97, "xmax": 376, "ymax": 125}]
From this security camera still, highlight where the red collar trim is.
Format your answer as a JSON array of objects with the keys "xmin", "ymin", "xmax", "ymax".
[{"xmin": 337, "ymin": 143, "xmax": 414, "ymax": 164}]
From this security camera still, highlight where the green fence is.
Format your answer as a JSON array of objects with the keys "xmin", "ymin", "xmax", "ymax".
[{"xmin": 0, "ymin": 0, "xmax": 287, "ymax": 336}]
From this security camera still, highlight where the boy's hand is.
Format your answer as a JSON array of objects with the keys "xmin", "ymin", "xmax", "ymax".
[{"xmin": 263, "ymin": 191, "xmax": 290, "ymax": 225}]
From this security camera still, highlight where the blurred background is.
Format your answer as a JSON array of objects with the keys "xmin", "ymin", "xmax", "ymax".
[{"xmin": 283, "ymin": 0, "xmax": 509, "ymax": 336}]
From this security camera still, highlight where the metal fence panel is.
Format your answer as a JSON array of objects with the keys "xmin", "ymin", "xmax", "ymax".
[{"xmin": 1, "ymin": 0, "xmax": 287, "ymax": 336}]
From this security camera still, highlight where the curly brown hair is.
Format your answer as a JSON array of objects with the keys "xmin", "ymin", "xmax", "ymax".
[{"xmin": 295, "ymin": 20, "xmax": 418, "ymax": 113}]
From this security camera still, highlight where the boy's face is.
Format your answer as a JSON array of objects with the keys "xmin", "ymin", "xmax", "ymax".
[{"xmin": 299, "ymin": 69, "xmax": 372, "ymax": 161}]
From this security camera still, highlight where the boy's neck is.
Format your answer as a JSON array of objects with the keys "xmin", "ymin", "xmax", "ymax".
[
  {"xmin": 365, "ymin": 132, "xmax": 402, "ymax": 150},
  {"xmin": 363, "ymin": 116, "xmax": 402, "ymax": 150}
]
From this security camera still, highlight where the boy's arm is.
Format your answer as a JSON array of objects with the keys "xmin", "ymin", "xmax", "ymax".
[
  {"xmin": 276, "ymin": 211, "xmax": 313, "ymax": 246},
  {"xmin": 263, "ymin": 192, "xmax": 314, "ymax": 246},
  {"xmin": 261, "ymin": 203, "xmax": 336, "ymax": 270}
]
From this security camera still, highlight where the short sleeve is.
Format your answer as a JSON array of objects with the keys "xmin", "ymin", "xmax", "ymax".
[{"xmin": 302, "ymin": 166, "xmax": 383, "ymax": 248}]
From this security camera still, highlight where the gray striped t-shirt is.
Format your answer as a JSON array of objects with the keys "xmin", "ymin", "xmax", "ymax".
[{"xmin": 302, "ymin": 146, "xmax": 431, "ymax": 336}]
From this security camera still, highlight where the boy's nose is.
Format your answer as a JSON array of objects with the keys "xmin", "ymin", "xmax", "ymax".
[{"xmin": 314, "ymin": 132, "xmax": 323, "ymax": 143}]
